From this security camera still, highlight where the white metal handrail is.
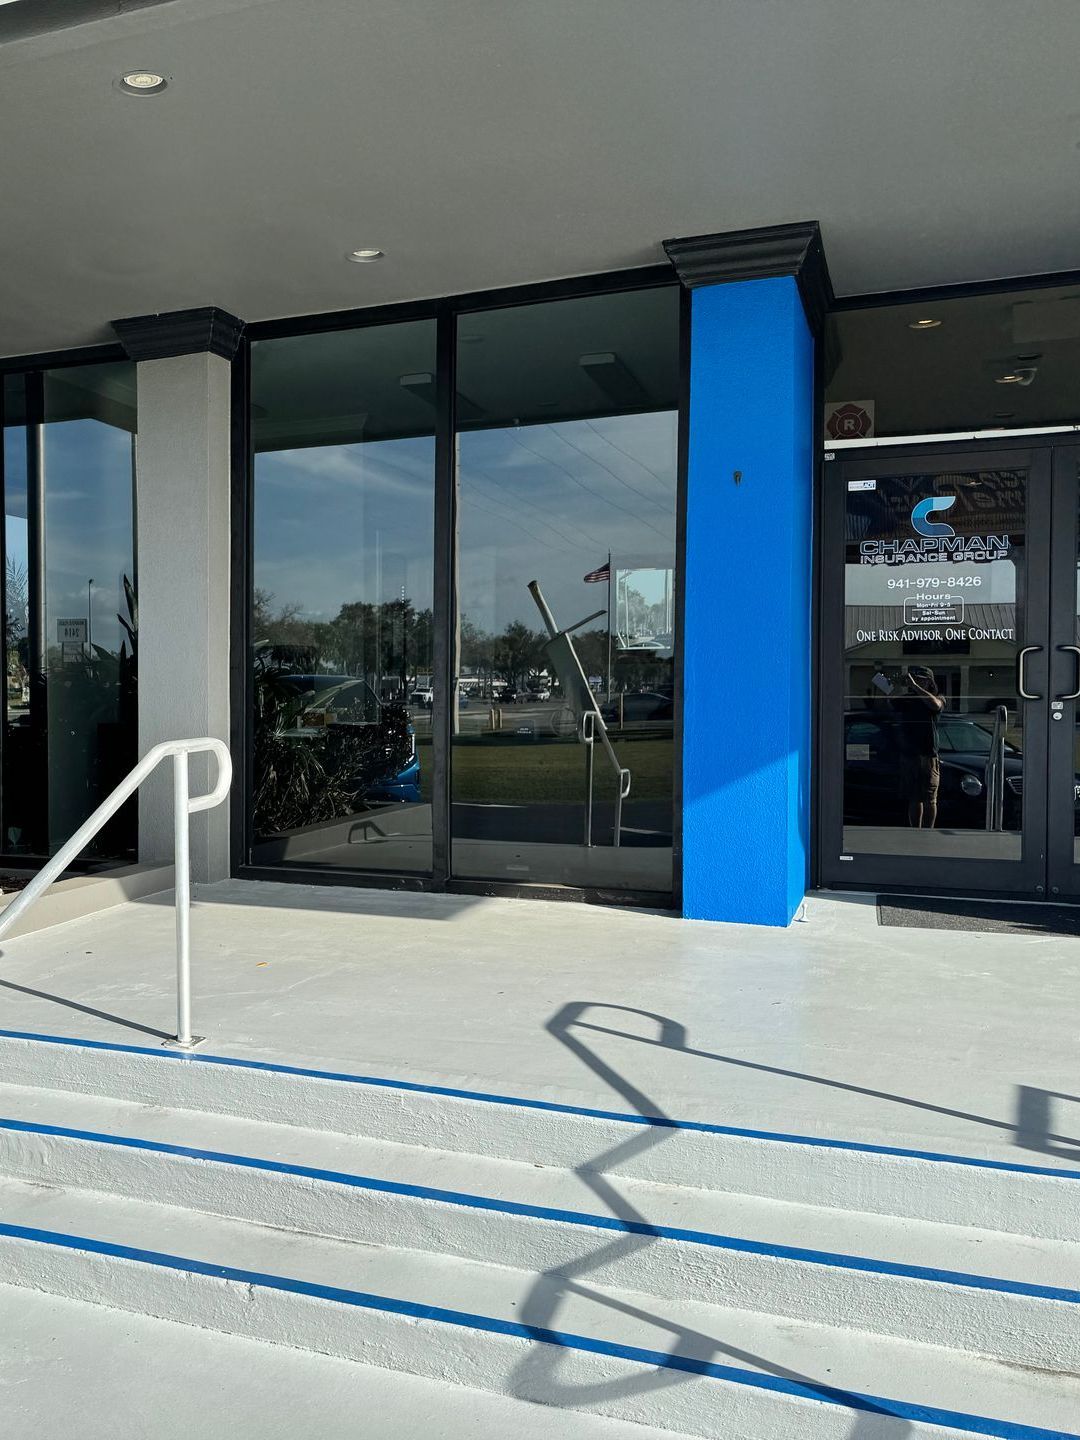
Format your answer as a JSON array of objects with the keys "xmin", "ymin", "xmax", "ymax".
[{"xmin": 0, "ymin": 738, "xmax": 232, "ymax": 1049}]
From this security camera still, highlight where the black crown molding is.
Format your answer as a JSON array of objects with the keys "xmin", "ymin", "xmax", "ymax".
[
  {"xmin": 0, "ymin": 0, "xmax": 176, "ymax": 44},
  {"xmin": 111, "ymin": 307, "xmax": 246, "ymax": 362},
  {"xmin": 663, "ymin": 222, "xmax": 834, "ymax": 334}
]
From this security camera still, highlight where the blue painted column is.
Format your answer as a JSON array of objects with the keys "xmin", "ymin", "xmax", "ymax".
[{"xmin": 666, "ymin": 227, "xmax": 829, "ymax": 926}]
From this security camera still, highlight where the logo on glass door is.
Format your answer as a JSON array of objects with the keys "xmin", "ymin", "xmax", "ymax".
[{"xmin": 911, "ymin": 495, "xmax": 957, "ymax": 537}]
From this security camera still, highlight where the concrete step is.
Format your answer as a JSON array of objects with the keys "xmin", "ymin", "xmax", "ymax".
[
  {"xmin": 1, "ymin": 1027, "xmax": 1077, "ymax": 1238},
  {"xmin": 0, "ymin": 1080, "xmax": 1076, "ymax": 1372},
  {"xmin": 0, "ymin": 1177, "xmax": 1077, "ymax": 1440},
  {"xmin": 1, "ymin": 1283, "xmax": 701, "ymax": 1440}
]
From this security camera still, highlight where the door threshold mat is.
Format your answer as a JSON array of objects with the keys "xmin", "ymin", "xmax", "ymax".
[{"xmin": 877, "ymin": 895, "xmax": 1080, "ymax": 936}]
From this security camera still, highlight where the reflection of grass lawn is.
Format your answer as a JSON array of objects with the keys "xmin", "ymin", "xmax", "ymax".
[{"xmin": 416, "ymin": 735, "xmax": 672, "ymax": 804}]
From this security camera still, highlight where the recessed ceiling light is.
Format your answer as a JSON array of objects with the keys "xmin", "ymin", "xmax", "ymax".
[
  {"xmin": 907, "ymin": 318, "xmax": 942, "ymax": 330},
  {"xmin": 347, "ymin": 248, "xmax": 384, "ymax": 263},
  {"xmin": 119, "ymin": 71, "xmax": 167, "ymax": 95}
]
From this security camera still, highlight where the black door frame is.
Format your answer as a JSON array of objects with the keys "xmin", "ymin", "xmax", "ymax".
[
  {"xmin": 816, "ymin": 433, "xmax": 1080, "ymax": 900},
  {"xmin": 229, "ymin": 266, "xmax": 687, "ymax": 909},
  {"xmin": 1046, "ymin": 442, "xmax": 1080, "ymax": 898}
]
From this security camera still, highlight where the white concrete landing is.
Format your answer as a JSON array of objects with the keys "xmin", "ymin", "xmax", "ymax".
[{"xmin": 0, "ymin": 880, "xmax": 1076, "ymax": 1170}]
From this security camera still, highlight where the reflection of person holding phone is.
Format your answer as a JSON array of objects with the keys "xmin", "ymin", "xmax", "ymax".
[
  {"xmin": 867, "ymin": 665, "xmax": 894, "ymax": 711},
  {"xmin": 893, "ymin": 666, "xmax": 944, "ymax": 827}
]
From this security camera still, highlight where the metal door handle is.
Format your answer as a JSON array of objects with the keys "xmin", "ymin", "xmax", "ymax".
[
  {"xmin": 1057, "ymin": 644, "xmax": 1080, "ymax": 701},
  {"xmin": 1017, "ymin": 646, "xmax": 1043, "ymax": 700}
]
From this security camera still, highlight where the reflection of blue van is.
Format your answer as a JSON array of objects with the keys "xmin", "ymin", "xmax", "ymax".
[{"xmin": 281, "ymin": 674, "xmax": 422, "ymax": 805}]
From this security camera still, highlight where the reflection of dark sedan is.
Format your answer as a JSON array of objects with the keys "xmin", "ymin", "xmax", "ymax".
[
  {"xmin": 844, "ymin": 711, "xmax": 1024, "ymax": 829},
  {"xmin": 601, "ymin": 691, "xmax": 674, "ymax": 726}
]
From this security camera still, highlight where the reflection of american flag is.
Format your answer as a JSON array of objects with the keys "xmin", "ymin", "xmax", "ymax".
[{"xmin": 583, "ymin": 562, "xmax": 611, "ymax": 583}]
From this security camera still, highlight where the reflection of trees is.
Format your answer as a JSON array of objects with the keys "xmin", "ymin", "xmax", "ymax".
[
  {"xmin": 255, "ymin": 589, "xmax": 661, "ymax": 693},
  {"xmin": 5, "ymin": 558, "xmax": 28, "ymax": 696},
  {"xmin": 8, "ymin": 573, "xmax": 138, "ymax": 858},
  {"xmin": 621, "ymin": 584, "xmax": 667, "ymax": 639},
  {"xmin": 254, "ymin": 589, "xmax": 433, "ymax": 693}
]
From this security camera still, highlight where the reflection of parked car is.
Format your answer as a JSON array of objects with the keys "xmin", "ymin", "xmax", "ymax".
[
  {"xmin": 278, "ymin": 674, "xmax": 421, "ymax": 804},
  {"xmin": 844, "ymin": 710, "xmax": 1025, "ymax": 829},
  {"xmin": 601, "ymin": 690, "xmax": 674, "ymax": 725},
  {"xmin": 409, "ymin": 687, "xmax": 433, "ymax": 708}
]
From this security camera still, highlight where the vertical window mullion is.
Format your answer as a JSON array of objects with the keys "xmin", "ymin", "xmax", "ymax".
[{"xmin": 431, "ymin": 302, "xmax": 457, "ymax": 884}]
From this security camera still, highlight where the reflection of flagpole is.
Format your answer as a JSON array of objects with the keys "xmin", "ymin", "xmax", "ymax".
[{"xmin": 605, "ymin": 552, "xmax": 613, "ymax": 701}]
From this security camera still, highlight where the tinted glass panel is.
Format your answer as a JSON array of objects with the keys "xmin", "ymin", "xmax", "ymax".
[
  {"xmin": 451, "ymin": 287, "xmax": 679, "ymax": 893},
  {"xmin": 826, "ymin": 285, "xmax": 1080, "ymax": 440},
  {"xmin": 842, "ymin": 469, "xmax": 1025, "ymax": 860},
  {"xmin": 1, "ymin": 366, "xmax": 137, "ymax": 861},
  {"xmin": 40, "ymin": 364, "xmax": 138, "ymax": 857},
  {"xmin": 1, "ymin": 374, "xmax": 33, "ymax": 853},
  {"xmin": 250, "ymin": 321, "xmax": 436, "ymax": 875}
]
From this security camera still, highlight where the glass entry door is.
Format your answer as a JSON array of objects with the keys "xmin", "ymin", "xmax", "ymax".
[{"xmin": 821, "ymin": 444, "xmax": 1056, "ymax": 896}]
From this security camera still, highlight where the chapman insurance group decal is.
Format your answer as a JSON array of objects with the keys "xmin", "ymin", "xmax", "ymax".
[{"xmin": 846, "ymin": 471, "xmax": 1021, "ymax": 646}]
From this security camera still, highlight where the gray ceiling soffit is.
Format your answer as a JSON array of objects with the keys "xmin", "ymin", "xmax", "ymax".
[
  {"xmin": 0, "ymin": 0, "xmax": 179, "ymax": 44},
  {"xmin": 112, "ymin": 306, "xmax": 245, "ymax": 360},
  {"xmin": 664, "ymin": 222, "xmax": 835, "ymax": 335}
]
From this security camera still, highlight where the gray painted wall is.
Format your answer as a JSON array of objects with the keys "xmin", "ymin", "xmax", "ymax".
[{"xmin": 135, "ymin": 351, "xmax": 231, "ymax": 880}]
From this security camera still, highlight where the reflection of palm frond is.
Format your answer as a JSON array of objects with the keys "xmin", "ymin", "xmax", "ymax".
[{"xmin": 117, "ymin": 573, "xmax": 137, "ymax": 653}]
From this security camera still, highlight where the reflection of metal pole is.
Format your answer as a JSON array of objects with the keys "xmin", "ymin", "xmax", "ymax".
[
  {"xmin": 985, "ymin": 705, "xmax": 1007, "ymax": 831},
  {"xmin": 605, "ymin": 551, "xmax": 612, "ymax": 701},
  {"xmin": 530, "ymin": 582, "xmax": 559, "ymax": 640},
  {"xmin": 613, "ymin": 765, "xmax": 629, "ymax": 849},
  {"xmin": 582, "ymin": 710, "xmax": 595, "ymax": 847},
  {"xmin": 374, "ymin": 531, "xmax": 382, "ymax": 693},
  {"xmin": 528, "ymin": 579, "xmax": 630, "ymax": 848}
]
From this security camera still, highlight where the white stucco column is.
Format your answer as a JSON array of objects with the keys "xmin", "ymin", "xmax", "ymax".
[{"xmin": 113, "ymin": 309, "xmax": 242, "ymax": 882}]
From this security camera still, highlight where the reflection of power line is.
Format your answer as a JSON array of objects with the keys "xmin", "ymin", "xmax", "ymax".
[
  {"xmin": 510, "ymin": 429, "xmax": 672, "ymax": 542},
  {"xmin": 583, "ymin": 418, "xmax": 674, "ymax": 492},
  {"xmin": 467, "ymin": 466, "xmax": 602, "ymax": 553},
  {"xmin": 557, "ymin": 422, "xmax": 672, "ymax": 514},
  {"xmin": 460, "ymin": 488, "xmax": 565, "ymax": 555}
]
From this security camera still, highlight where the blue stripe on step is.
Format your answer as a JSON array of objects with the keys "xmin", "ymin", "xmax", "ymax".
[
  {"xmin": 2, "ymin": 1026, "xmax": 1079, "ymax": 1181},
  {"xmin": 0, "ymin": 1222, "xmax": 1074, "ymax": 1440},
  {"xmin": 1, "ymin": 1113, "xmax": 1077, "ymax": 1306}
]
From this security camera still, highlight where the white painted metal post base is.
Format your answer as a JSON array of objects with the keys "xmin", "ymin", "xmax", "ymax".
[{"xmin": 161, "ymin": 1036, "xmax": 206, "ymax": 1051}]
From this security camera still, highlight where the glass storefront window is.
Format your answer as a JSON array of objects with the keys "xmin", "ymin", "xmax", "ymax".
[
  {"xmin": 825, "ymin": 283, "xmax": 1080, "ymax": 441},
  {"xmin": 1, "ymin": 362, "xmax": 137, "ymax": 860},
  {"xmin": 250, "ymin": 320, "xmax": 437, "ymax": 875},
  {"xmin": 452, "ymin": 286, "xmax": 680, "ymax": 893},
  {"xmin": 246, "ymin": 285, "xmax": 681, "ymax": 897}
]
